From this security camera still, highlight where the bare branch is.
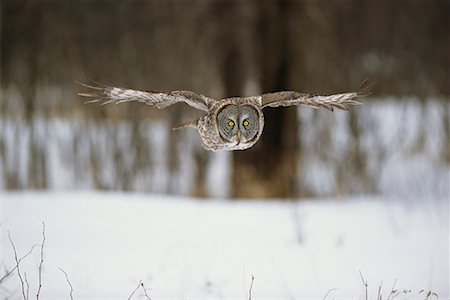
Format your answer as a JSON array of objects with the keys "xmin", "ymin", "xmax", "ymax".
[
  {"xmin": 377, "ymin": 280, "xmax": 383, "ymax": 300},
  {"xmin": 140, "ymin": 282, "xmax": 152, "ymax": 300},
  {"xmin": 36, "ymin": 222, "xmax": 46, "ymax": 300},
  {"xmin": 419, "ymin": 290, "xmax": 439, "ymax": 300},
  {"xmin": 387, "ymin": 279, "xmax": 398, "ymax": 300},
  {"xmin": 248, "ymin": 275, "xmax": 255, "ymax": 300},
  {"xmin": 24, "ymin": 273, "xmax": 30, "ymax": 300},
  {"xmin": 128, "ymin": 280, "xmax": 142, "ymax": 300},
  {"xmin": 128, "ymin": 280, "xmax": 152, "ymax": 300},
  {"xmin": 58, "ymin": 268, "xmax": 74, "ymax": 300},
  {"xmin": 0, "ymin": 244, "xmax": 38, "ymax": 286},
  {"xmin": 359, "ymin": 271, "xmax": 368, "ymax": 300},
  {"xmin": 323, "ymin": 288, "xmax": 338, "ymax": 300},
  {"xmin": 8, "ymin": 231, "xmax": 27, "ymax": 300}
]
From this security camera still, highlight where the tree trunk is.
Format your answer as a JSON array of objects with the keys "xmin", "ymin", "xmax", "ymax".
[{"xmin": 231, "ymin": 0, "xmax": 299, "ymax": 199}]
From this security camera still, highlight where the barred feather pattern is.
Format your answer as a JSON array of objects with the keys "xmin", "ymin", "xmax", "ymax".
[
  {"xmin": 77, "ymin": 82, "xmax": 212, "ymax": 111},
  {"xmin": 261, "ymin": 78, "xmax": 372, "ymax": 111},
  {"xmin": 261, "ymin": 91, "xmax": 363, "ymax": 111},
  {"xmin": 78, "ymin": 79, "xmax": 371, "ymax": 151}
]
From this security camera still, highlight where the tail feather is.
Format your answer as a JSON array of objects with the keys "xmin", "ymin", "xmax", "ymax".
[{"xmin": 172, "ymin": 118, "xmax": 199, "ymax": 130}]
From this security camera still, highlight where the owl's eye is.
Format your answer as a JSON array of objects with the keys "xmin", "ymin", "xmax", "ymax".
[
  {"xmin": 228, "ymin": 120, "xmax": 235, "ymax": 127},
  {"xmin": 243, "ymin": 120, "xmax": 249, "ymax": 127}
]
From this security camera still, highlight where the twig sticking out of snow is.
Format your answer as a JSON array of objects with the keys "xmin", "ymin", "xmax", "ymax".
[
  {"xmin": 248, "ymin": 275, "xmax": 255, "ymax": 300},
  {"xmin": 24, "ymin": 272, "xmax": 30, "ymax": 300},
  {"xmin": 8, "ymin": 231, "xmax": 27, "ymax": 300},
  {"xmin": 59, "ymin": 267, "xmax": 74, "ymax": 300},
  {"xmin": 419, "ymin": 290, "xmax": 438, "ymax": 300},
  {"xmin": 387, "ymin": 279, "xmax": 399, "ymax": 300},
  {"xmin": 354, "ymin": 274, "xmax": 438, "ymax": 300},
  {"xmin": 376, "ymin": 280, "xmax": 383, "ymax": 300},
  {"xmin": 141, "ymin": 282, "xmax": 152, "ymax": 300},
  {"xmin": 128, "ymin": 280, "xmax": 152, "ymax": 300},
  {"xmin": 36, "ymin": 222, "xmax": 46, "ymax": 300},
  {"xmin": 128, "ymin": 281, "xmax": 141, "ymax": 300},
  {"xmin": 0, "ymin": 244, "xmax": 37, "ymax": 286},
  {"xmin": 323, "ymin": 288, "xmax": 338, "ymax": 300},
  {"xmin": 359, "ymin": 271, "xmax": 368, "ymax": 300}
]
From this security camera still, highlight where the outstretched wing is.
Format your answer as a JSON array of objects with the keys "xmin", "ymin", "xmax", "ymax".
[
  {"xmin": 261, "ymin": 79, "xmax": 373, "ymax": 111},
  {"xmin": 77, "ymin": 82, "xmax": 215, "ymax": 112}
]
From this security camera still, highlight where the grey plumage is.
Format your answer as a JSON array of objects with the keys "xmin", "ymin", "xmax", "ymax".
[{"xmin": 78, "ymin": 79, "xmax": 371, "ymax": 151}]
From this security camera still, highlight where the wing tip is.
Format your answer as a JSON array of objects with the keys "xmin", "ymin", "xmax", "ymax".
[
  {"xmin": 357, "ymin": 77, "xmax": 375, "ymax": 97},
  {"xmin": 77, "ymin": 81, "xmax": 111, "ymax": 105},
  {"xmin": 75, "ymin": 81, "xmax": 105, "ymax": 91}
]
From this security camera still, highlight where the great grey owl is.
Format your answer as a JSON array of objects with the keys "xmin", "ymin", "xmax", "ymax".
[{"xmin": 78, "ymin": 79, "xmax": 371, "ymax": 151}]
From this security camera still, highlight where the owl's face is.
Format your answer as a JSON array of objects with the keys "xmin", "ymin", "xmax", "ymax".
[{"xmin": 217, "ymin": 104, "xmax": 260, "ymax": 147}]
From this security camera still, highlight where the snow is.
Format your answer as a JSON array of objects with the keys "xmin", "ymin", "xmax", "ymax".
[{"xmin": 1, "ymin": 192, "xmax": 448, "ymax": 299}]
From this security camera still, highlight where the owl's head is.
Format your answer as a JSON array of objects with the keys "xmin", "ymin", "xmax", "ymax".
[{"xmin": 217, "ymin": 104, "xmax": 262, "ymax": 149}]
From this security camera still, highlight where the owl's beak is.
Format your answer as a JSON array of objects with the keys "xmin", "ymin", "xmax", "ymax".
[{"xmin": 236, "ymin": 129, "xmax": 241, "ymax": 145}]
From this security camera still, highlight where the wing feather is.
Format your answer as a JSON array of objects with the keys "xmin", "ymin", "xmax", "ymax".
[
  {"xmin": 77, "ymin": 82, "xmax": 215, "ymax": 111},
  {"xmin": 261, "ymin": 79, "xmax": 373, "ymax": 111}
]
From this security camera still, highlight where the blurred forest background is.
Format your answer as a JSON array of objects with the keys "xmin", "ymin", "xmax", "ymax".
[{"xmin": 1, "ymin": 0, "xmax": 449, "ymax": 199}]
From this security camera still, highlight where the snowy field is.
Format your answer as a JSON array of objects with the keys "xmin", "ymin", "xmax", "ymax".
[{"xmin": 1, "ymin": 191, "xmax": 448, "ymax": 299}]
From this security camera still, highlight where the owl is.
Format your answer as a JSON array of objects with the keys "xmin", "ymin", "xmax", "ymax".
[{"xmin": 78, "ymin": 79, "xmax": 371, "ymax": 151}]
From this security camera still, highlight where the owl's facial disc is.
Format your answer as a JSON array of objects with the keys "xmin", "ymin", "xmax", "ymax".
[
  {"xmin": 217, "ymin": 105, "xmax": 239, "ymax": 143},
  {"xmin": 217, "ymin": 104, "xmax": 259, "ymax": 145},
  {"xmin": 238, "ymin": 105, "xmax": 259, "ymax": 143}
]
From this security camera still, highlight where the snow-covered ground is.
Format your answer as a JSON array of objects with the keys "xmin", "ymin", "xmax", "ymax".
[{"xmin": 1, "ymin": 192, "xmax": 448, "ymax": 299}]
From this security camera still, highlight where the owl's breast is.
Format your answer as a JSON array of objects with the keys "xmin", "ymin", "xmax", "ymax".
[{"xmin": 197, "ymin": 115, "xmax": 224, "ymax": 151}]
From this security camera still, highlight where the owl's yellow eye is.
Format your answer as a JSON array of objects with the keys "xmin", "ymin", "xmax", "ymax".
[
  {"xmin": 228, "ymin": 120, "xmax": 235, "ymax": 127},
  {"xmin": 243, "ymin": 120, "xmax": 249, "ymax": 127}
]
